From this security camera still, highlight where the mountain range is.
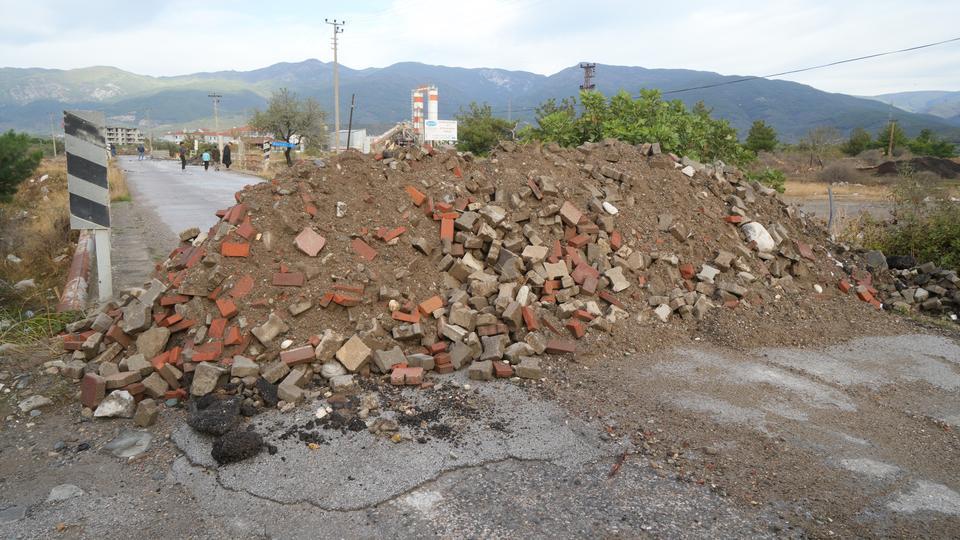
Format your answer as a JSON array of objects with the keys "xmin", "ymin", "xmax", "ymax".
[{"xmin": 1, "ymin": 59, "xmax": 958, "ymax": 143}]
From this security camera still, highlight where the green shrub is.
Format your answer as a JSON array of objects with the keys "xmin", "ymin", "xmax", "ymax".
[
  {"xmin": 855, "ymin": 169, "xmax": 960, "ymax": 271},
  {"xmin": 745, "ymin": 167, "xmax": 786, "ymax": 193},
  {"xmin": 0, "ymin": 131, "xmax": 43, "ymax": 203},
  {"xmin": 525, "ymin": 89, "xmax": 755, "ymax": 167}
]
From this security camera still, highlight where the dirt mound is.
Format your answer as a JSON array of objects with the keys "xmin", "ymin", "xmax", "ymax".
[
  {"xmin": 56, "ymin": 139, "xmax": 894, "ymax": 422},
  {"xmin": 872, "ymin": 156, "xmax": 960, "ymax": 178}
]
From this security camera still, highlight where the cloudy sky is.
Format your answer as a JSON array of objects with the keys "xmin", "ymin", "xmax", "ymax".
[{"xmin": 1, "ymin": 0, "xmax": 958, "ymax": 95}]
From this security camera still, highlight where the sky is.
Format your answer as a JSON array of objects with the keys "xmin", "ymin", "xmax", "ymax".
[{"xmin": 0, "ymin": 0, "xmax": 958, "ymax": 96}]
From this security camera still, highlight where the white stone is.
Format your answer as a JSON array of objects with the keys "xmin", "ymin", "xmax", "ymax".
[
  {"xmin": 601, "ymin": 201, "xmax": 619, "ymax": 215},
  {"xmin": 741, "ymin": 222, "xmax": 776, "ymax": 252},
  {"xmin": 654, "ymin": 304, "xmax": 672, "ymax": 322},
  {"xmin": 94, "ymin": 390, "xmax": 136, "ymax": 418}
]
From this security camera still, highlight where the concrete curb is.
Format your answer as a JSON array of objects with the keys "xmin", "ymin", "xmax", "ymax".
[{"xmin": 57, "ymin": 230, "xmax": 93, "ymax": 312}]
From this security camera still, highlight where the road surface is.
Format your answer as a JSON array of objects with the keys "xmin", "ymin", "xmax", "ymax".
[{"xmin": 108, "ymin": 156, "xmax": 260, "ymax": 292}]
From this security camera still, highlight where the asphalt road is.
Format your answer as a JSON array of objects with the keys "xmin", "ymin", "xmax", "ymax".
[
  {"xmin": 119, "ymin": 156, "xmax": 260, "ymax": 233},
  {"xmin": 107, "ymin": 156, "xmax": 260, "ymax": 292}
]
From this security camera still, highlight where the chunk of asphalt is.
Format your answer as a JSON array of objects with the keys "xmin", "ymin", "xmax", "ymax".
[{"xmin": 187, "ymin": 396, "xmax": 241, "ymax": 436}]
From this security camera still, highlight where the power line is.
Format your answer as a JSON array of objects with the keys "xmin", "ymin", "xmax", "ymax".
[
  {"xmin": 484, "ymin": 35, "xmax": 960, "ymax": 115},
  {"xmin": 662, "ymin": 36, "xmax": 960, "ymax": 95}
]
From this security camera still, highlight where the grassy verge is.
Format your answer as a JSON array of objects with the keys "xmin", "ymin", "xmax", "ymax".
[
  {"xmin": 109, "ymin": 158, "xmax": 131, "ymax": 202},
  {"xmin": 0, "ymin": 158, "xmax": 74, "ymax": 315}
]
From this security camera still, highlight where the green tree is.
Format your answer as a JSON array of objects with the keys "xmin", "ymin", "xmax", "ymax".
[
  {"xmin": 250, "ymin": 88, "xmax": 325, "ymax": 165},
  {"xmin": 840, "ymin": 128, "xmax": 873, "ymax": 156},
  {"xmin": 0, "ymin": 130, "xmax": 43, "ymax": 202},
  {"xmin": 907, "ymin": 129, "xmax": 956, "ymax": 158},
  {"xmin": 875, "ymin": 121, "xmax": 908, "ymax": 156},
  {"xmin": 526, "ymin": 89, "xmax": 753, "ymax": 166},
  {"xmin": 744, "ymin": 120, "xmax": 778, "ymax": 153},
  {"xmin": 455, "ymin": 102, "xmax": 516, "ymax": 155}
]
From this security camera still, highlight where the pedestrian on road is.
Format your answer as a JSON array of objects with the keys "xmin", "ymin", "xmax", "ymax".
[
  {"xmin": 179, "ymin": 142, "xmax": 187, "ymax": 171},
  {"xmin": 137, "ymin": 143, "xmax": 145, "ymax": 160},
  {"xmin": 202, "ymin": 150, "xmax": 212, "ymax": 171},
  {"xmin": 222, "ymin": 143, "xmax": 232, "ymax": 169}
]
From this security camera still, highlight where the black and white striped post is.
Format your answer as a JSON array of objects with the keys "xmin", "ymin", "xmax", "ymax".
[
  {"xmin": 64, "ymin": 110, "xmax": 112, "ymax": 301},
  {"xmin": 262, "ymin": 141, "xmax": 271, "ymax": 172}
]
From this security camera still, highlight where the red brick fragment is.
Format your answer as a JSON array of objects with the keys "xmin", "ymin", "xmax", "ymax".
[
  {"xmin": 440, "ymin": 218, "xmax": 455, "ymax": 242},
  {"xmin": 236, "ymin": 217, "xmax": 256, "ymax": 240},
  {"xmin": 351, "ymin": 238, "xmax": 378, "ymax": 261},
  {"xmin": 838, "ymin": 279, "xmax": 852, "ymax": 294},
  {"xmin": 216, "ymin": 298, "xmax": 239, "ymax": 318},
  {"xmin": 105, "ymin": 324, "xmax": 133, "ymax": 347},
  {"xmin": 598, "ymin": 291, "xmax": 624, "ymax": 308},
  {"xmin": 224, "ymin": 326, "xmax": 242, "ymax": 346},
  {"xmin": 380, "ymin": 226, "xmax": 407, "ymax": 242},
  {"xmin": 150, "ymin": 351, "xmax": 170, "ymax": 371},
  {"xmin": 209, "ymin": 318, "xmax": 227, "ymax": 339},
  {"xmin": 192, "ymin": 341, "xmax": 223, "ymax": 362},
  {"xmin": 168, "ymin": 319, "xmax": 195, "ymax": 333},
  {"xmin": 332, "ymin": 294, "xmax": 361, "ymax": 307},
  {"xmin": 418, "ymin": 296, "xmax": 444, "ymax": 316},
  {"xmin": 520, "ymin": 306, "xmax": 538, "ymax": 331},
  {"xmin": 160, "ymin": 294, "xmax": 189, "ymax": 306},
  {"xmin": 281, "ymin": 345, "xmax": 315, "ymax": 366},
  {"xmin": 221, "ymin": 242, "xmax": 250, "ymax": 257},
  {"xmin": 565, "ymin": 318, "xmax": 586, "ymax": 339},
  {"xmin": 428, "ymin": 342, "xmax": 447, "ymax": 354},
  {"xmin": 545, "ymin": 339, "xmax": 577, "ymax": 354},
  {"xmin": 294, "ymin": 228, "xmax": 327, "ymax": 257},
  {"xmin": 724, "ymin": 215, "xmax": 744, "ymax": 224},
  {"xmin": 405, "ymin": 185, "xmax": 426, "ymax": 206},
  {"xmin": 679, "ymin": 263, "xmax": 696, "ymax": 280},
  {"xmin": 392, "ymin": 310, "xmax": 420, "ymax": 323},
  {"xmin": 493, "ymin": 362, "xmax": 513, "ymax": 378},
  {"xmin": 610, "ymin": 231, "xmax": 622, "ymax": 250},
  {"xmin": 230, "ymin": 275, "xmax": 255, "ymax": 298},
  {"xmin": 272, "ymin": 272, "xmax": 305, "ymax": 287}
]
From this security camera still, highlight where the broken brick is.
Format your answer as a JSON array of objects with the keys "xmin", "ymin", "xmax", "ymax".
[
  {"xmin": 405, "ymin": 185, "xmax": 426, "ymax": 206},
  {"xmin": 294, "ymin": 228, "xmax": 327, "ymax": 257},
  {"xmin": 272, "ymin": 272, "xmax": 305, "ymax": 287},
  {"xmin": 216, "ymin": 298, "xmax": 238, "ymax": 318},
  {"xmin": 418, "ymin": 296, "xmax": 443, "ymax": 317},
  {"xmin": 545, "ymin": 339, "xmax": 577, "ymax": 354},
  {"xmin": 351, "ymin": 238, "xmax": 378, "ymax": 261},
  {"xmin": 221, "ymin": 242, "xmax": 250, "ymax": 257}
]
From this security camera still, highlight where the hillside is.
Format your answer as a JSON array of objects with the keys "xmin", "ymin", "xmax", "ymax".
[
  {"xmin": 869, "ymin": 90, "xmax": 960, "ymax": 125},
  {"xmin": 2, "ymin": 60, "xmax": 959, "ymax": 142}
]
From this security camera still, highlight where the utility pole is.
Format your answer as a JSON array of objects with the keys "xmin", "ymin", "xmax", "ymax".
[
  {"xmin": 49, "ymin": 113, "xmax": 57, "ymax": 157},
  {"xmin": 208, "ymin": 93, "xmax": 223, "ymax": 159},
  {"xmin": 887, "ymin": 119, "xmax": 896, "ymax": 157},
  {"xmin": 346, "ymin": 93, "xmax": 356, "ymax": 150},
  {"xmin": 145, "ymin": 108, "xmax": 153, "ymax": 153},
  {"xmin": 325, "ymin": 18, "xmax": 345, "ymax": 152},
  {"xmin": 579, "ymin": 62, "xmax": 596, "ymax": 91}
]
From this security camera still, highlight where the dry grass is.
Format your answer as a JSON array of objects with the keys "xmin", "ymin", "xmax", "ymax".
[
  {"xmin": 0, "ymin": 159, "xmax": 74, "ymax": 312},
  {"xmin": 784, "ymin": 181, "xmax": 891, "ymax": 200},
  {"xmin": 108, "ymin": 159, "xmax": 131, "ymax": 202}
]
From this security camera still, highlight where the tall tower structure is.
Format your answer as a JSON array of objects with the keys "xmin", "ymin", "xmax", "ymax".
[{"xmin": 579, "ymin": 62, "xmax": 597, "ymax": 91}]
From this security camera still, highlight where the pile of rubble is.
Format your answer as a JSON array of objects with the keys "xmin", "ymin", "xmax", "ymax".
[
  {"xmin": 842, "ymin": 251, "xmax": 959, "ymax": 319},
  {"xmin": 56, "ymin": 139, "xmax": 857, "ymax": 429}
]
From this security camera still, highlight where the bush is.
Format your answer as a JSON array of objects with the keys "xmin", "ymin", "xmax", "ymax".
[
  {"xmin": 0, "ymin": 131, "xmax": 43, "ymax": 203},
  {"xmin": 857, "ymin": 148, "xmax": 883, "ymax": 166},
  {"xmin": 455, "ymin": 102, "xmax": 516, "ymax": 155},
  {"xmin": 854, "ymin": 169, "xmax": 960, "ymax": 271},
  {"xmin": 745, "ymin": 120, "xmax": 778, "ymax": 153},
  {"xmin": 817, "ymin": 161, "xmax": 860, "ymax": 184},
  {"xmin": 526, "ymin": 89, "xmax": 754, "ymax": 166},
  {"xmin": 745, "ymin": 167, "xmax": 786, "ymax": 193}
]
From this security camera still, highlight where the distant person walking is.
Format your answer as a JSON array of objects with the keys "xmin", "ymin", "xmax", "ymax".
[
  {"xmin": 222, "ymin": 143, "xmax": 232, "ymax": 169},
  {"xmin": 179, "ymin": 142, "xmax": 187, "ymax": 171},
  {"xmin": 202, "ymin": 150, "xmax": 211, "ymax": 171},
  {"xmin": 137, "ymin": 143, "xmax": 145, "ymax": 160}
]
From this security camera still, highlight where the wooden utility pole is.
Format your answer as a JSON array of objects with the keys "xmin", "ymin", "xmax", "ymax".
[
  {"xmin": 887, "ymin": 120, "xmax": 896, "ymax": 157},
  {"xmin": 49, "ymin": 113, "xmax": 57, "ymax": 157},
  {"xmin": 325, "ymin": 19, "xmax": 345, "ymax": 152}
]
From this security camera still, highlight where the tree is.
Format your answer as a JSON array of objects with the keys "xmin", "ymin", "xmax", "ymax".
[
  {"xmin": 840, "ymin": 128, "xmax": 873, "ymax": 156},
  {"xmin": 908, "ymin": 129, "xmax": 956, "ymax": 158},
  {"xmin": 875, "ymin": 121, "xmax": 908, "ymax": 157},
  {"xmin": 798, "ymin": 126, "xmax": 840, "ymax": 168},
  {"xmin": 525, "ymin": 89, "xmax": 754, "ymax": 166},
  {"xmin": 250, "ymin": 88, "xmax": 325, "ymax": 165},
  {"xmin": 745, "ymin": 120, "xmax": 778, "ymax": 153},
  {"xmin": 455, "ymin": 102, "xmax": 516, "ymax": 155},
  {"xmin": 0, "ymin": 130, "xmax": 43, "ymax": 202}
]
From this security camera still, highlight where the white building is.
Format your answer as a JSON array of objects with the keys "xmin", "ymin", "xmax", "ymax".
[{"xmin": 104, "ymin": 126, "xmax": 144, "ymax": 146}]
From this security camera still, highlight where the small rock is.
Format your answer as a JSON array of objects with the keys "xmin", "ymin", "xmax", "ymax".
[
  {"xmin": 46, "ymin": 484, "xmax": 84, "ymax": 503},
  {"xmin": 103, "ymin": 430, "xmax": 152, "ymax": 458},
  {"xmin": 18, "ymin": 395, "xmax": 52, "ymax": 413}
]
